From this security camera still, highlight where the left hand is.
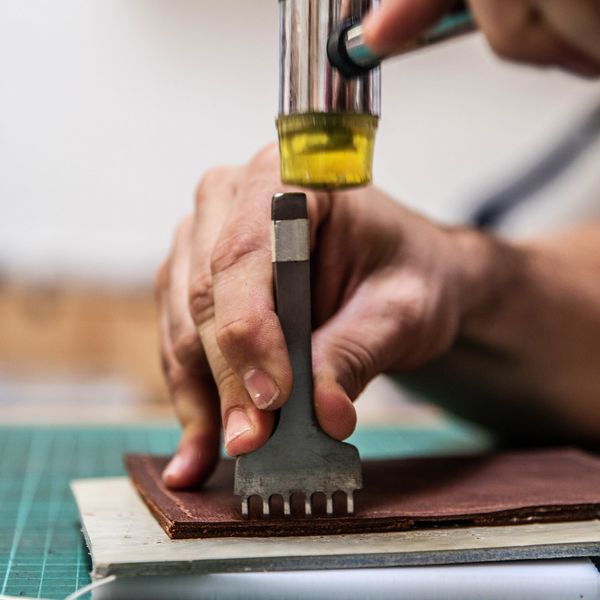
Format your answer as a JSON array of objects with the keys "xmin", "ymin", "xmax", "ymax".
[{"xmin": 155, "ymin": 143, "xmax": 492, "ymax": 488}]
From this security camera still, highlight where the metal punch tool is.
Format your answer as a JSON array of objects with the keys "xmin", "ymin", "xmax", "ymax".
[{"xmin": 234, "ymin": 192, "xmax": 362, "ymax": 518}]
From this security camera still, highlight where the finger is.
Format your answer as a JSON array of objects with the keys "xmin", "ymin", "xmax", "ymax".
[
  {"xmin": 187, "ymin": 162, "xmax": 275, "ymax": 456},
  {"xmin": 311, "ymin": 188, "xmax": 381, "ymax": 328},
  {"xmin": 166, "ymin": 215, "xmax": 207, "ymax": 371},
  {"xmin": 158, "ymin": 289, "xmax": 221, "ymax": 489},
  {"xmin": 210, "ymin": 144, "xmax": 332, "ymax": 412},
  {"xmin": 311, "ymin": 272, "xmax": 437, "ymax": 440},
  {"xmin": 536, "ymin": 0, "xmax": 600, "ymax": 71},
  {"xmin": 311, "ymin": 286, "xmax": 392, "ymax": 441},
  {"xmin": 362, "ymin": 0, "xmax": 454, "ymax": 56},
  {"xmin": 200, "ymin": 316, "xmax": 276, "ymax": 457},
  {"xmin": 162, "ymin": 373, "xmax": 221, "ymax": 489},
  {"xmin": 472, "ymin": 0, "xmax": 599, "ymax": 71}
]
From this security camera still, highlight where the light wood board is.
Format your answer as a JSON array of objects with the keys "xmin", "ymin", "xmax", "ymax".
[{"xmin": 71, "ymin": 477, "xmax": 600, "ymax": 578}]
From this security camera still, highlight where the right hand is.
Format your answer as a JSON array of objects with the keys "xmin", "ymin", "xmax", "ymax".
[
  {"xmin": 362, "ymin": 0, "xmax": 600, "ymax": 77},
  {"xmin": 156, "ymin": 144, "xmax": 491, "ymax": 489}
]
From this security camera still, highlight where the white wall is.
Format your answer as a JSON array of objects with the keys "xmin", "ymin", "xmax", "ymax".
[{"xmin": 1, "ymin": 0, "xmax": 599, "ymax": 284}]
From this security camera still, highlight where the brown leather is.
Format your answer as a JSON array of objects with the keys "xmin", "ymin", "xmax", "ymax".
[{"xmin": 125, "ymin": 448, "xmax": 600, "ymax": 539}]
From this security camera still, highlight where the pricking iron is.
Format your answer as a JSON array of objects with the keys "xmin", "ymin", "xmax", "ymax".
[{"xmin": 234, "ymin": 192, "xmax": 362, "ymax": 518}]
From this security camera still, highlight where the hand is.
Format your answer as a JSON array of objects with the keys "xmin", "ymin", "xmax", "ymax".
[
  {"xmin": 155, "ymin": 144, "xmax": 490, "ymax": 489},
  {"xmin": 362, "ymin": 0, "xmax": 600, "ymax": 77}
]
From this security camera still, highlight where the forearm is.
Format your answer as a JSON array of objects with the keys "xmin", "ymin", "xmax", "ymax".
[{"xmin": 403, "ymin": 222, "xmax": 600, "ymax": 445}]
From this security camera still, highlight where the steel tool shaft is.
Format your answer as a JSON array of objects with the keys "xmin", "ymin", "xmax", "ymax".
[{"xmin": 234, "ymin": 193, "xmax": 362, "ymax": 518}]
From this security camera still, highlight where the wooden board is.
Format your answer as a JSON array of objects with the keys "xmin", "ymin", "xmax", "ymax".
[{"xmin": 71, "ymin": 477, "xmax": 600, "ymax": 579}]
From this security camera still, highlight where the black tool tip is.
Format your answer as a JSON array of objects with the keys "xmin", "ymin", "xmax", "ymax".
[{"xmin": 271, "ymin": 193, "xmax": 308, "ymax": 220}]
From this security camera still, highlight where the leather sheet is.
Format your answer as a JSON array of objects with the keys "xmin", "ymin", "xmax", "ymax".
[{"xmin": 125, "ymin": 448, "xmax": 600, "ymax": 539}]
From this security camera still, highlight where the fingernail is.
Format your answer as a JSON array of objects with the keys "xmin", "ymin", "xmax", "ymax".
[
  {"xmin": 163, "ymin": 452, "xmax": 186, "ymax": 481},
  {"xmin": 243, "ymin": 368, "xmax": 280, "ymax": 410},
  {"xmin": 225, "ymin": 409, "xmax": 252, "ymax": 445}
]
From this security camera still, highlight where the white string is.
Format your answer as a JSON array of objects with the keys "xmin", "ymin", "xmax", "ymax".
[
  {"xmin": 64, "ymin": 575, "xmax": 117, "ymax": 600},
  {"xmin": 0, "ymin": 569, "xmax": 117, "ymax": 599}
]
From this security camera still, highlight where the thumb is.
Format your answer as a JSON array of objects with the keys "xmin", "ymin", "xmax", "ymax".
[
  {"xmin": 362, "ymin": 0, "xmax": 454, "ymax": 56},
  {"xmin": 311, "ymin": 283, "xmax": 403, "ymax": 440}
]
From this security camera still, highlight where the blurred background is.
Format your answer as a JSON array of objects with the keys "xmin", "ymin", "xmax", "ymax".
[{"xmin": 1, "ymin": 0, "xmax": 600, "ymax": 426}]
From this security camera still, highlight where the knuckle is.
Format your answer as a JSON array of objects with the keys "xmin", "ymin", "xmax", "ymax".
[
  {"xmin": 329, "ymin": 335, "xmax": 378, "ymax": 399},
  {"xmin": 188, "ymin": 269, "xmax": 214, "ymax": 326},
  {"xmin": 486, "ymin": 29, "xmax": 526, "ymax": 61},
  {"xmin": 393, "ymin": 278, "xmax": 457, "ymax": 366},
  {"xmin": 211, "ymin": 229, "xmax": 265, "ymax": 276},
  {"xmin": 155, "ymin": 215, "xmax": 192, "ymax": 297},
  {"xmin": 250, "ymin": 143, "xmax": 280, "ymax": 172},
  {"xmin": 172, "ymin": 330, "xmax": 204, "ymax": 367},
  {"xmin": 216, "ymin": 368, "xmax": 243, "ymax": 399},
  {"xmin": 216, "ymin": 316, "xmax": 262, "ymax": 356},
  {"xmin": 393, "ymin": 293, "xmax": 431, "ymax": 356},
  {"xmin": 160, "ymin": 348, "xmax": 185, "ymax": 390},
  {"xmin": 195, "ymin": 166, "xmax": 236, "ymax": 208},
  {"xmin": 159, "ymin": 349, "xmax": 170, "ymax": 377},
  {"xmin": 396, "ymin": 293, "xmax": 428, "ymax": 337},
  {"xmin": 174, "ymin": 214, "xmax": 193, "ymax": 242},
  {"xmin": 154, "ymin": 260, "xmax": 169, "ymax": 296}
]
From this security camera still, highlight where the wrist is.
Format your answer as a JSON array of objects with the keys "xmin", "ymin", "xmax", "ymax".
[{"xmin": 451, "ymin": 227, "xmax": 528, "ymax": 346}]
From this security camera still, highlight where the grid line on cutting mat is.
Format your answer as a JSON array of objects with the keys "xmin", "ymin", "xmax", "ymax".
[{"xmin": 0, "ymin": 426, "xmax": 179, "ymax": 599}]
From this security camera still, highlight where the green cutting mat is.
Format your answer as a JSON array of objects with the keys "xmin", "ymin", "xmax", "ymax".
[{"xmin": 0, "ymin": 422, "xmax": 488, "ymax": 599}]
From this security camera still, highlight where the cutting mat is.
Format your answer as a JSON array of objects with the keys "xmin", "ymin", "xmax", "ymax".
[{"xmin": 0, "ymin": 422, "xmax": 488, "ymax": 599}]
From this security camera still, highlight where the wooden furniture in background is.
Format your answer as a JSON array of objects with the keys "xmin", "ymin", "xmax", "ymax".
[
  {"xmin": 0, "ymin": 280, "xmax": 167, "ymax": 406},
  {"xmin": 0, "ymin": 279, "xmax": 444, "ymax": 426}
]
